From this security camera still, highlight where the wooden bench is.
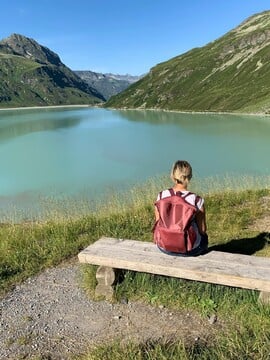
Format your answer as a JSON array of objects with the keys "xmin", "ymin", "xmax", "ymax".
[{"xmin": 78, "ymin": 237, "xmax": 270, "ymax": 304}]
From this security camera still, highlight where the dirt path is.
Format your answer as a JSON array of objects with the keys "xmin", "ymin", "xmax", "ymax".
[
  {"xmin": 0, "ymin": 260, "xmax": 219, "ymax": 360},
  {"xmin": 1, "ymin": 197, "xmax": 269, "ymax": 360}
]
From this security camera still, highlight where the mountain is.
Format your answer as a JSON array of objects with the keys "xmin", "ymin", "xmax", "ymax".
[
  {"xmin": 0, "ymin": 34, "xmax": 105, "ymax": 108},
  {"xmin": 75, "ymin": 70, "xmax": 142, "ymax": 100},
  {"xmin": 106, "ymin": 11, "xmax": 270, "ymax": 114},
  {"xmin": 105, "ymin": 74, "xmax": 142, "ymax": 82}
]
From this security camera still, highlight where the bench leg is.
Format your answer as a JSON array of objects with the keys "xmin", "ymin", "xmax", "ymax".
[
  {"xmin": 95, "ymin": 266, "xmax": 116, "ymax": 300},
  {"xmin": 259, "ymin": 291, "xmax": 270, "ymax": 305}
]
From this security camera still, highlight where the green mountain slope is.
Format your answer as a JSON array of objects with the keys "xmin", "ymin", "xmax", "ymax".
[
  {"xmin": 0, "ymin": 34, "xmax": 105, "ymax": 108},
  {"xmin": 106, "ymin": 11, "xmax": 270, "ymax": 113}
]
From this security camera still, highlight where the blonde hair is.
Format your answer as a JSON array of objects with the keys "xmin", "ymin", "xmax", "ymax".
[{"xmin": 170, "ymin": 160, "xmax": 192, "ymax": 185}]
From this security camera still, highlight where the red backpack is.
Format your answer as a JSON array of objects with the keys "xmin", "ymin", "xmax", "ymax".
[{"xmin": 153, "ymin": 188, "xmax": 198, "ymax": 254}]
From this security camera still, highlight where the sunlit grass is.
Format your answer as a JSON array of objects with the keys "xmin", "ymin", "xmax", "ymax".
[
  {"xmin": 191, "ymin": 173, "xmax": 270, "ymax": 194},
  {"xmin": 1, "ymin": 175, "xmax": 269, "ymax": 294},
  {"xmin": 0, "ymin": 174, "xmax": 269, "ymax": 359},
  {"xmin": 1, "ymin": 173, "xmax": 268, "ymax": 223}
]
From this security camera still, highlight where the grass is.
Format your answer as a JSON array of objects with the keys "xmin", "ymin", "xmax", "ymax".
[
  {"xmin": 0, "ymin": 175, "xmax": 270, "ymax": 359},
  {"xmin": 105, "ymin": 12, "xmax": 270, "ymax": 114},
  {"xmin": 0, "ymin": 53, "xmax": 102, "ymax": 108}
]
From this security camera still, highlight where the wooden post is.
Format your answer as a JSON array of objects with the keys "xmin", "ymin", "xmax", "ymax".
[
  {"xmin": 95, "ymin": 266, "xmax": 116, "ymax": 300},
  {"xmin": 258, "ymin": 291, "xmax": 270, "ymax": 305}
]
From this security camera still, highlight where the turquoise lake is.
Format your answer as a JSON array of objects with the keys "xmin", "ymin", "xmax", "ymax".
[{"xmin": 0, "ymin": 107, "xmax": 269, "ymax": 218}]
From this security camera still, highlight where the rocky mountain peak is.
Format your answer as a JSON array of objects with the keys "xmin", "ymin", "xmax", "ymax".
[
  {"xmin": 0, "ymin": 33, "xmax": 105, "ymax": 107},
  {"xmin": 235, "ymin": 10, "xmax": 270, "ymax": 35},
  {"xmin": 0, "ymin": 33, "xmax": 62, "ymax": 66}
]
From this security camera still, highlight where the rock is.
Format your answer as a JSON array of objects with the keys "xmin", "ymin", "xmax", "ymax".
[{"xmin": 208, "ymin": 314, "xmax": 217, "ymax": 324}]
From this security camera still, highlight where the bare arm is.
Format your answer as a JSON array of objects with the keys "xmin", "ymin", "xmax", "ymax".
[
  {"xmin": 195, "ymin": 204, "xmax": 207, "ymax": 234},
  {"xmin": 154, "ymin": 206, "xmax": 160, "ymax": 222}
]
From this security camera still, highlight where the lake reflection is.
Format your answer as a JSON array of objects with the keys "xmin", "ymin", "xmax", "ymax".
[
  {"xmin": 117, "ymin": 109, "xmax": 270, "ymax": 138},
  {"xmin": 0, "ymin": 107, "xmax": 269, "ymax": 216},
  {"xmin": 0, "ymin": 108, "xmax": 83, "ymax": 141}
]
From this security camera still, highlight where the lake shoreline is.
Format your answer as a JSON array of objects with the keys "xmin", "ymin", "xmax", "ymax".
[
  {"xmin": 0, "ymin": 104, "xmax": 269, "ymax": 117},
  {"xmin": 0, "ymin": 104, "xmax": 93, "ymax": 111},
  {"xmin": 104, "ymin": 106, "xmax": 270, "ymax": 117}
]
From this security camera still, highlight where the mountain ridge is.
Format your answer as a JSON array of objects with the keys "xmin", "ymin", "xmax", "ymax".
[
  {"xmin": 0, "ymin": 33, "xmax": 62, "ymax": 66},
  {"xmin": 0, "ymin": 34, "xmax": 105, "ymax": 108},
  {"xmin": 75, "ymin": 70, "xmax": 142, "ymax": 100},
  {"xmin": 105, "ymin": 10, "xmax": 270, "ymax": 114}
]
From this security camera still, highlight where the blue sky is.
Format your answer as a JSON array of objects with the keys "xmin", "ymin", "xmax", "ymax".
[{"xmin": 1, "ymin": 1, "xmax": 270, "ymax": 75}]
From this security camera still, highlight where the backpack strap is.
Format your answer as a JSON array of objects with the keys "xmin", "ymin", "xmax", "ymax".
[
  {"xmin": 172, "ymin": 189, "xmax": 191, "ymax": 198},
  {"xmin": 182, "ymin": 191, "xmax": 191, "ymax": 199},
  {"xmin": 168, "ymin": 189, "xmax": 200, "ymax": 207},
  {"xmin": 168, "ymin": 188, "xmax": 175, "ymax": 196},
  {"xmin": 195, "ymin": 195, "xmax": 201, "ymax": 209},
  {"xmin": 175, "ymin": 191, "xmax": 191, "ymax": 200},
  {"xmin": 177, "ymin": 191, "xmax": 200, "ymax": 211}
]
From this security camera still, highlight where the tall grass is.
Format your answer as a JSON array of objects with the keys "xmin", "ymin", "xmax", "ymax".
[
  {"xmin": 0, "ymin": 175, "xmax": 270, "ymax": 359},
  {"xmin": 1, "ymin": 174, "xmax": 269, "ymax": 292},
  {"xmin": 2, "ymin": 173, "xmax": 268, "ymax": 223}
]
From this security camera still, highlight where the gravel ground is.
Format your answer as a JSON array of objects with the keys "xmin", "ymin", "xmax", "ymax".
[
  {"xmin": 1, "ymin": 195, "xmax": 269, "ymax": 359},
  {"xmin": 1, "ymin": 196, "xmax": 269, "ymax": 360},
  {"xmin": 0, "ymin": 260, "xmax": 219, "ymax": 360}
]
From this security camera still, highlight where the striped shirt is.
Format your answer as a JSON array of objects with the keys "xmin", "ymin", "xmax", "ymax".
[{"xmin": 156, "ymin": 189, "xmax": 204, "ymax": 210}]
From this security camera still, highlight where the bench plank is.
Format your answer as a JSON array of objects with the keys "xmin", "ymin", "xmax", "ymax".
[{"xmin": 78, "ymin": 237, "xmax": 270, "ymax": 293}]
